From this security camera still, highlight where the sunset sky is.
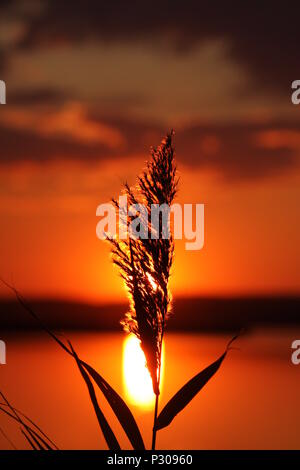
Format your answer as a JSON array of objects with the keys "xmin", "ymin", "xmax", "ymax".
[{"xmin": 0, "ymin": 1, "xmax": 299, "ymax": 302}]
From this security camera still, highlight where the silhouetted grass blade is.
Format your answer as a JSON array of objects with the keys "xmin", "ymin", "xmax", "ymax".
[
  {"xmin": 0, "ymin": 406, "xmax": 54, "ymax": 450},
  {"xmin": 25, "ymin": 426, "xmax": 47, "ymax": 450},
  {"xmin": 82, "ymin": 361, "xmax": 145, "ymax": 450},
  {"xmin": 69, "ymin": 343, "xmax": 121, "ymax": 450},
  {"xmin": 2, "ymin": 282, "xmax": 144, "ymax": 450},
  {"xmin": 6, "ymin": 405, "xmax": 59, "ymax": 449},
  {"xmin": 0, "ymin": 390, "xmax": 58, "ymax": 450},
  {"xmin": 156, "ymin": 336, "xmax": 239, "ymax": 431},
  {"xmin": 21, "ymin": 428, "xmax": 38, "ymax": 450},
  {"xmin": 0, "ymin": 281, "xmax": 70, "ymax": 355},
  {"xmin": 0, "ymin": 425, "xmax": 17, "ymax": 450}
]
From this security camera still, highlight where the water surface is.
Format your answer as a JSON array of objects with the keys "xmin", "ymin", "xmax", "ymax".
[{"xmin": 0, "ymin": 329, "xmax": 299, "ymax": 449}]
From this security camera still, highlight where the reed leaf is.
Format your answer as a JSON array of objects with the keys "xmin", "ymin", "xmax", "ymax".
[
  {"xmin": 0, "ymin": 391, "xmax": 57, "ymax": 450},
  {"xmin": 25, "ymin": 426, "xmax": 48, "ymax": 450},
  {"xmin": 1, "ymin": 280, "xmax": 144, "ymax": 450},
  {"xmin": 2, "ymin": 404, "xmax": 58, "ymax": 449},
  {"xmin": 0, "ymin": 402, "xmax": 58, "ymax": 449},
  {"xmin": 0, "ymin": 425, "xmax": 17, "ymax": 450},
  {"xmin": 69, "ymin": 342, "xmax": 121, "ymax": 450},
  {"xmin": 20, "ymin": 428, "xmax": 38, "ymax": 450},
  {"xmin": 155, "ymin": 335, "xmax": 239, "ymax": 431},
  {"xmin": 81, "ymin": 361, "xmax": 145, "ymax": 450},
  {"xmin": 0, "ymin": 407, "xmax": 54, "ymax": 450}
]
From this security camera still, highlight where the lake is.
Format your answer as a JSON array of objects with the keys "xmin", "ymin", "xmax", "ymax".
[{"xmin": 0, "ymin": 329, "xmax": 299, "ymax": 449}]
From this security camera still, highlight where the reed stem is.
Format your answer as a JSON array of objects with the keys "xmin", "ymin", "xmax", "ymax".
[
  {"xmin": 151, "ymin": 392, "xmax": 159, "ymax": 450},
  {"xmin": 151, "ymin": 336, "xmax": 163, "ymax": 450}
]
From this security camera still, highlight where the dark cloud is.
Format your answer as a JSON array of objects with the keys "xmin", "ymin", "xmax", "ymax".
[
  {"xmin": 6, "ymin": 0, "xmax": 300, "ymax": 94},
  {"xmin": 0, "ymin": 49, "xmax": 7, "ymax": 75},
  {"xmin": 7, "ymin": 86, "xmax": 149, "ymax": 110},
  {"xmin": 175, "ymin": 122, "xmax": 297, "ymax": 180},
  {"xmin": 1, "ymin": 114, "xmax": 299, "ymax": 180},
  {"xmin": 0, "ymin": 123, "xmax": 112, "ymax": 163},
  {"xmin": 8, "ymin": 87, "xmax": 70, "ymax": 106}
]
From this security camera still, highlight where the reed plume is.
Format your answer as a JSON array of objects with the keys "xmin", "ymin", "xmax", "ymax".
[{"xmin": 110, "ymin": 132, "xmax": 178, "ymax": 397}]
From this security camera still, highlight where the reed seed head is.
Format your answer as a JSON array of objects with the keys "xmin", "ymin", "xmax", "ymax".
[{"xmin": 110, "ymin": 132, "xmax": 178, "ymax": 395}]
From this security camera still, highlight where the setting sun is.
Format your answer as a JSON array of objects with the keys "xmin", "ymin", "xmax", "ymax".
[{"xmin": 123, "ymin": 335, "xmax": 164, "ymax": 408}]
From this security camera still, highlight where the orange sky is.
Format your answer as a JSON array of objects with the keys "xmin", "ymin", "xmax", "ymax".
[
  {"xmin": 0, "ymin": 2, "xmax": 300, "ymax": 302},
  {"xmin": 0, "ymin": 157, "xmax": 299, "ymax": 302}
]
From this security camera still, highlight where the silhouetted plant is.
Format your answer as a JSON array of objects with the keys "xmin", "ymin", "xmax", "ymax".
[
  {"xmin": 1, "ymin": 133, "xmax": 238, "ymax": 450},
  {"xmin": 110, "ymin": 132, "xmax": 177, "ymax": 448}
]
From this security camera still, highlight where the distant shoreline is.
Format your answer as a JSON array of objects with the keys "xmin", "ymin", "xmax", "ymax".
[{"xmin": 0, "ymin": 296, "xmax": 299, "ymax": 332}]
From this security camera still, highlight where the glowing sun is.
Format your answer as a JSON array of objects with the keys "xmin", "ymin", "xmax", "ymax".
[{"xmin": 123, "ymin": 335, "xmax": 164, "ymax": 408}]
